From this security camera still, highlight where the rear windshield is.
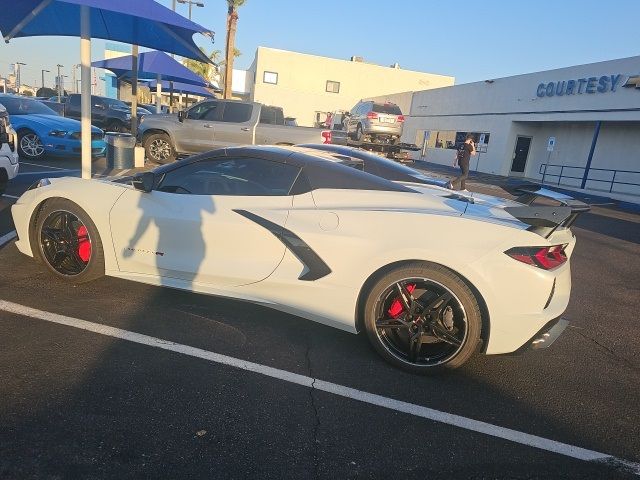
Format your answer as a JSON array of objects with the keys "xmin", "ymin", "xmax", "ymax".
[{"xmin": 372, "ymin": 103, "xmax": 402, "ymax": 115}]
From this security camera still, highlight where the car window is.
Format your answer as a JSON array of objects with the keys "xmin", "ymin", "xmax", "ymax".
[
  {"xmin": 157, "ymin": 158, "xmax": 301, "ymax": 196},
  {"xmin": 68, "ymin": 95, "xmax": 80, "ymax": 107},
  {"xmin": 187, "ymin": 101, "xmax": 219, "ymax": 120},
  {"xmin": 221, "ymin": 102, "xmax": 253, "ymax": 123},
  {"xmin": 372, "ymin": 103, "xmax": 402, "ymax": 115},
  {"xmin": 259, "ymin": 106, "xmax": 284, "ymax": 125}
]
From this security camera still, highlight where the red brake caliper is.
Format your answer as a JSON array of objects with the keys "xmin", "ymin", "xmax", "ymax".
[
  {"xmin": 77, "ymin": 225, "xmax": 91, "ymax": 263},
  {"xmin": 387, "ymin": 284, "xmax": 416, "ymax": 318}
]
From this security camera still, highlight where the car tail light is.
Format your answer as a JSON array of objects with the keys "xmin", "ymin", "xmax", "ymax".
[
  {"xmin": 397, "ymin": 115, "xmax": 405, "ymax": 122},
  {"xmin": 367, "ymin": 111, "xmax": 378, "ymax": 119},
  {"xmin": 505, "ymin": 245, "xmax": 568, "ymax": 270},
  {"xmin": 321, "ymin": 130, "xmax": 332, "ymax": 144}
]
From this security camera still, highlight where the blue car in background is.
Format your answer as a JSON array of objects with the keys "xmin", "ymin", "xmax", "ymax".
[{"xmin": 0, "ymin": 95, "xmax": 106, "ymax": 160}]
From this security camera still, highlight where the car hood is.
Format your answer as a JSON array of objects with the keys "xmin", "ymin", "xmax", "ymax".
[{"xmin": 12, "ymin": 114, "xmax": 102, "ymax": 133}]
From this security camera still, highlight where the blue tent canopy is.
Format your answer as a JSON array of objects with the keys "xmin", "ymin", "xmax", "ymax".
[
  {"xmin": 0, "ymin": 0, "xmax": 214, "ymax": 63},
  {"xmin": 142, "ymin": 79, "xmax": 215, "ymax": 98},
  {"xmin": 92, "ymin": 50, "xmax": 212, "ymax": 87}
]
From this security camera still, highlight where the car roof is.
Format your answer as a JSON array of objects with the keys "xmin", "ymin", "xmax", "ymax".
[{"xmin": 152, "ymin": 145, "xmax": 417, "ymax": 194}]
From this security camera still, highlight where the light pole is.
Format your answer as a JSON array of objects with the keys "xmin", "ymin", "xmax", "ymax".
[
  {"xmin": 41, "ymin": 69, "xmax": 50, "ymax": 90},
  {"xmin": 72, "ymin": 64, "xmax": 80, "ymax": 93},
  {"xmin": 56, "ymin": 64, "xmax": 64, "ymax": 101},
  {"xmin": 176, "ymin": 0, "xmax": 204, "ymax": 21},
  {"xmin": 15, "ymin": 62, "xmax": 26, "ymax": 94}
]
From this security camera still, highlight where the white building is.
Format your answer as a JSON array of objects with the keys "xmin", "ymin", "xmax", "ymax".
[{"xmin": 401, "ymin": 56, "xmax": 640, "ymax": 198}]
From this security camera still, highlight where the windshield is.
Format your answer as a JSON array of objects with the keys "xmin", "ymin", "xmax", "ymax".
[
  {"xmin": 0, "ymin": 97, "xmax": 58, "ymax": 116},
  {"xmin": 372, "ymin": 103, "xmax": 402, "ymax": 115}
]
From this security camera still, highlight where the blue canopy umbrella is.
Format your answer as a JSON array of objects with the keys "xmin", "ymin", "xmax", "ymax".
[
  {"xmin": 93, "ymin": 50, "xmax": 213, "ymax": 116},
  {"xmin": 92, "ymin": 51, "xmax": 212, "ymax": 87},
  {"xmin": 0, "ymin": 0, "xmax": 214, "ymax": 178},
  {"xmin": 142, "ymin": 79, "xmax": 215, "ymax": 98}
]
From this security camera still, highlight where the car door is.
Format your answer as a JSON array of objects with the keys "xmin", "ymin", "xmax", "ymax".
[
  {"xmin": 109, "ymin": 154, "xmax": 300, "ymax": 287},
  {"xmin": 178, "ymin": 101, "xmax": 220, "ymax": 153},
  {"xmin": 91, "ymin": 96, "xmax": 107, "ymax": 127},
  {"xmin": 208, "ymin": 101, "xmax": 256, "ymax": 147}
]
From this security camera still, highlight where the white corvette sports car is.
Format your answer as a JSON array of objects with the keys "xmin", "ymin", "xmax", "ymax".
[{"xmin": 11, "ymin": 146, "xmax": 588, "ymax": 373}]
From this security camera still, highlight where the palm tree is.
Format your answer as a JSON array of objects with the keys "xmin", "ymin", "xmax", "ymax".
[
  {"xmin": 224, "ymin": 0, "xmax": 246, "ymax": 99},
  {"xmin": 182, "ymin": 47, "xmax": 220, "ymax": 82},
  {"xmin": 183, "ymin": 48, "xmax": 240, "ymax": 92}
]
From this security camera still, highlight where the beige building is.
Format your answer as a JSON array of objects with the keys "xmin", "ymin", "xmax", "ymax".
[{"xmin": 245, "ymin": 47, "xmax": 454, "ymax": 127}]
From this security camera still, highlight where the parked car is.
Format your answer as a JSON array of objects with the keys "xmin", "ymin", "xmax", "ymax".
[
  {"xmin": 38, "ymin": 100, "xmax": 65, "ymax": 116},
  {"xmin": 12, "ymin": 145, "xmax": 587, "ymax": 373},
  {"xmin": 139, "ymin": 103, "xmax": 169, "ymax": 114},
  {"xmin": 345, "ymin": 100, "xmax": 405, "ymax": 144},
  {"xmin": 0, "ymin": 103, "xmax": 19, "ymax": 195},
  {"xmin": 0, "ymin": 94, "xmax": 106, "ymax": 160},
  {"xmin": 138, "ymin": 99, "xmax": 331, "ymax": 164},
  {"xmin": 63, "ymin": 94, "xmax": 136, "ymax": 132},
  {"xmin": 298, "ymin": 144, "xmax": 449, "ymax": 188}
]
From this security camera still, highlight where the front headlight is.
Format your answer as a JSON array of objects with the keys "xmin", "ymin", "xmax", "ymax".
[{"xmin": 49, "ymin": 130, "xmax": 68, "ymax": 138}]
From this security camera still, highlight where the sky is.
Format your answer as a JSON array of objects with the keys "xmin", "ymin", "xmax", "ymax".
[{"xmin": 0, "ymin": 0, "xmax": 638, "ymax": 90}]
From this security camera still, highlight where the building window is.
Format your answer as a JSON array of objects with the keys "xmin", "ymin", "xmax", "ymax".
[
  {"xmin": 263, "ymin": 71, "xmax": 278, "ymax": 85},
  {"xmin": 326, "ymin": 80, "xmax": 340, "ymax": 94},
  {"xmin": 420, "ymin": 130, "xmax": 490, "ymax": 151}
]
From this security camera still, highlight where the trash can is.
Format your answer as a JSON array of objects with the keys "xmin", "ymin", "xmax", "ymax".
[{"xmin": 105, "ymin": 132, "xmax": 136, "ymax": 169}]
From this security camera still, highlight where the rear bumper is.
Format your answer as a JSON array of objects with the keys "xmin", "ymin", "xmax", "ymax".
[
  {"xmin": 363, "ymin": 121, "xmax": 403, "ymax": 136},
  {"xmin": 511, "ymin": 317, "xmax": 569, "ymax": 354}
]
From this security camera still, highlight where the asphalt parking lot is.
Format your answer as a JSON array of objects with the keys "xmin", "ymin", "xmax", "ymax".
[{"xmin": 1, "ymin": 158, "xmax": 639, "ymax": 479}]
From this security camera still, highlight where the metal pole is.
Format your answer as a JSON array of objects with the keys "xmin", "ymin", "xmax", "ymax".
[
  {"xmin": 56, "ymin": 64, "xmax": 63, "ymax": 102},
  {"xmin": 580, "ymin": 121, "xmax": 601, "ymax": 190},
  {"xmin": 156, "ymin": 74, "xmax": 162, "ymax": 114},
  {"xmin": 80, "ymin": 5, "xmax": 92, "ymax": 180},
  {"xmin": 188, "ymin": 2, "xmax": 192, "ymax": 20},
  {"xmin": 131, "ymin": 45, "xmax": 139, "ymax": 137}
]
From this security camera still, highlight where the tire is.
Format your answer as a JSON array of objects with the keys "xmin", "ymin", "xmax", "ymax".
[
  {"xmin": 18, "ymin": 130, "xmax": 46, "ymax": 160},
  {"xmin": 33, "ymin": 198, "xmax": 105, "ymax": 284},
  {"xmin": 363, "ymin": 262, "xmax": 482, "ymax": 374},
  {"xmin": 0, "ymin": 169, "xmax": 7, "ymax": 196},
  {"xmin": 144, "ymin": 132, "xmax": 176, "ymax": 164}
]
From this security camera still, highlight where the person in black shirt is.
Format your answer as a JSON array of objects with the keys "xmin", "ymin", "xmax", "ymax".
[{"xmin": 448, "ymin": 134, "xmax": 476, "ymax": 191}]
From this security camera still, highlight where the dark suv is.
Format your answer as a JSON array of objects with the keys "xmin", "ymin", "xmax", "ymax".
[
  {"xmin": 64, "ymin": 94, "xmax": 133, "ymax": 132},
  {"xmin": 345, "ymin": 101, "xmax": 405, "ymax": 144}
]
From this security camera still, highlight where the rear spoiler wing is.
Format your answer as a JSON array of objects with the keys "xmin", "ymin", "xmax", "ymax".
[{"xmin": 504, "ymin": 184, "xmax": 590, "ymax": 237}]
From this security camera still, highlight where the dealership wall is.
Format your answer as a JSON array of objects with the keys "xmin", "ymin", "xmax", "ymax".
[
  {"xmin": 248, "ymin": 47, "xmax": 454, "ymax": 127},
  {"xmin": 401, "ymin": 56, "xmax": 640, "ymax": 196}
]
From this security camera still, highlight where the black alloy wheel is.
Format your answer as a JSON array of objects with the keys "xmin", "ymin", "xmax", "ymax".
[
  {"xmin": 364, "ymin": 263, "xmax": 481, "ymax": 373},
  {"xmin": 40, "ymin": 210, "xmax": 92, "ymax": 276},
  {"xmin": 34, "ymin": 198, "xmax": 105, "ymax": 283}
]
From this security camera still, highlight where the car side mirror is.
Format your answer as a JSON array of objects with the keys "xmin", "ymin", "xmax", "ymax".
[
  {"xmin": 132, "ymin": 172, "xmax": 155, "ymax": 193},
  {"xmin": 178, "ymin": 110, "xmax": 185, "ymax": 123}
]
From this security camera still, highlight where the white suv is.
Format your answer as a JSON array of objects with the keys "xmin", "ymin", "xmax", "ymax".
[{"xmin": 0, "ymin": 103, "xmax": 19, "ymax": 196}]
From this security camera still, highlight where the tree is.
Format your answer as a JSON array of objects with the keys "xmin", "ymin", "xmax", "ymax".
[
  {"xmin": 183, "ymin": 47, "xmax": 240, "ymax": 90},
  {"xmin": 224, "ymin": 0, "xmax": 246, "ymax": 99}
]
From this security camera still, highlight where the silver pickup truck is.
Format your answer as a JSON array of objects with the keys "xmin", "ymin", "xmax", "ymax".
[{"xmin": 138, "ymin": 99, "xmax": 331, "ymax": 164}]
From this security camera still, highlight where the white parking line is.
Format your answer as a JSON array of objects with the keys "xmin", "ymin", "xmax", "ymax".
[
  {"xmin": 17, "ymin": 169, "xmax": 79, "ymax": 176},
  {"xmin": 0, "ymin": 299, "xmax": 638, "ymax": 476},
  {"xmin": 19, "ymin": 162, "xmax": 75, "ymax": 171},
  {"xmin": 0, "ymin": 230, "xmax": 17, "ymax": 248}
]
